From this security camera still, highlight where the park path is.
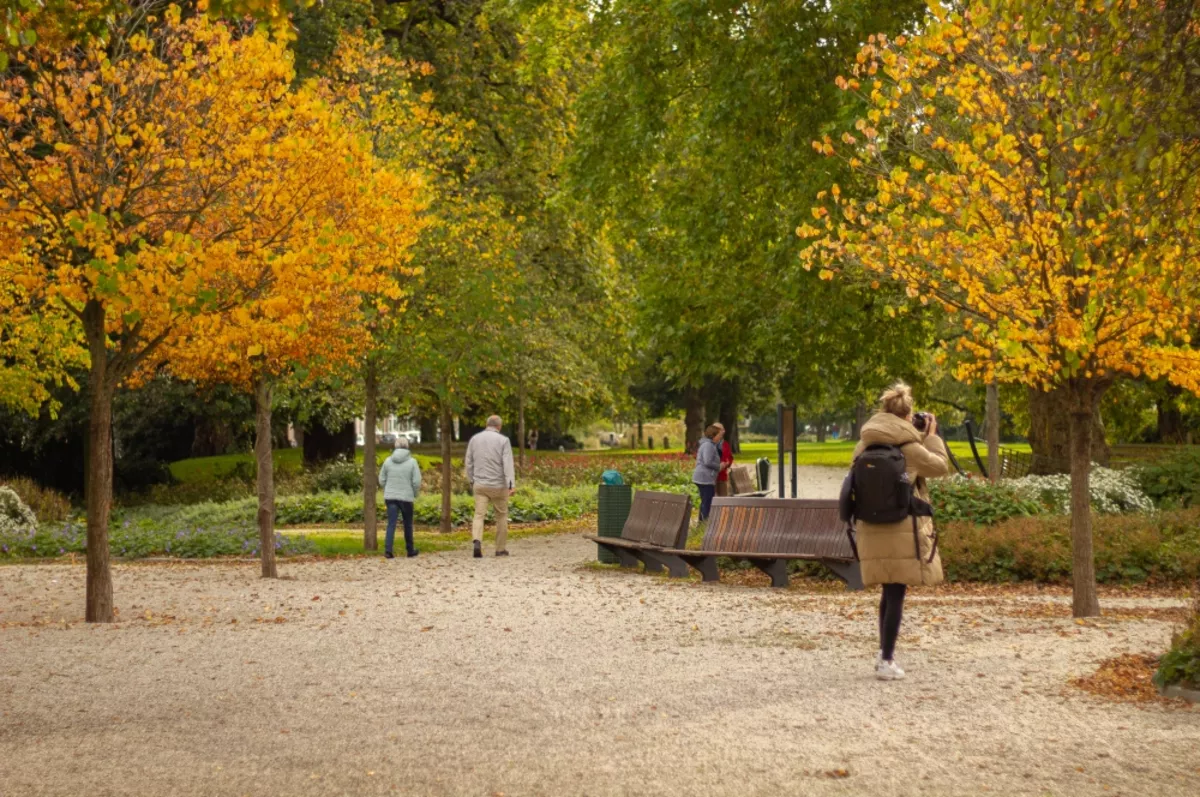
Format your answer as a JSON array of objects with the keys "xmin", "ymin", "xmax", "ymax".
[
  {"xmin": 765, "ymin": 462, "xmax": 845, "ymax": 498},
  {"xmin": 1, "ymin": 534, "xmax": 1197, "ymax": 797}
]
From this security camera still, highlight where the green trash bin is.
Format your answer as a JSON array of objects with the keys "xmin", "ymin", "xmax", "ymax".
[{"xmin": 596, "ymin": 483, "xmax": 632, "ymax": 564}]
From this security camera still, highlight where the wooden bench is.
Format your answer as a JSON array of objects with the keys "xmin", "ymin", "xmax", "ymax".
[
  {"xmin": 663, "ymin": 497, "xmax": 863, "ymax": 589},
  {"xmin": 729, "ymin": 464, "xmax": 770, "ymax": 497},
  {"xmin": 584, "ymin": 490, "xmax": 692, "ymax": 578}
]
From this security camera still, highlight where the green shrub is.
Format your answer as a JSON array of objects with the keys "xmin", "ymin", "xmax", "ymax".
[
  {"xmin": 929, "ymin": 477, "xmax": 1043, "ymax": 524},
  {"xmin": 1007, "ymin": 466, "xmax": 1155, "ymax": 514},
  {"xmin": 938, "ymin": 509, "xmax": 1200, "ymax": 584},
  {"xmin": 1154, "ymin": 601, "xmax": 1200, "ymax": 691},
  {"xmin": 1, "ymin": 478, "xmax": 71, "ymax": 522},
  {"xmin": 1136, "ymin": 447, "xmax": 1200, "ymax": 509},
  {"xmin": 309, "ymin": 458, "xmax": 362, "ymax": 494},
  {"xmin": 522, "ymin": 455, "xmax": 692, "ymax": 488},
  {"xmin": 119, "ymin": 478, "xmax": 255, "ymax": 507},
  {"xmin": 0, "ymin": 486, "xmax": 38, "ymax": 535}
]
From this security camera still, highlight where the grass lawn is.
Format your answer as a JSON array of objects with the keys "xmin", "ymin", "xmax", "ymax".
[
  {"xmin": 285, "ymin": 517, "xmax": 590, "ymax": 557},
  {"xmin": 170, "ymin": 439, "xmax": 1034, "ymax": 484},
  {"xmin": 577, "ymin": 440, "xmax": 1031, "ymax": 470}
]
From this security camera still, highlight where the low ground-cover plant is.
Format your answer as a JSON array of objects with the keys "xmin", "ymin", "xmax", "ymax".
[
  {"xmin": 0, "ymin": 518, "xmax": 317, "ymax": 559},
  {"xmin": 938, "ymin": 509, "xmax": 1200, "ymax": 584},
  {"xmin": 114, "ymin": 485, "xmax": 601, "ymax": 530},
  {"xmin": 1154, "ymin": 600, "xmax": 1200, "ymax": 691},
  {"xmin": 1136, "ymin": 447, "xmax": 1200, "ymax": 509}
]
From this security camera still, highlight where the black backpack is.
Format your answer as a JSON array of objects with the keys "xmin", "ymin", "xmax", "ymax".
[
  {"xmin": 851, "ymin": 444, "xmax": 914, "ymax": 524},
  {"xmin": 839, "ymin": 444, "xmax": 936, "ymax": 561}
]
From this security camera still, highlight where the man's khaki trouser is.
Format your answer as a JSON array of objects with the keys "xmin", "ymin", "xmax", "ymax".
[{"xmin": 471, "ymin": 485, "xmax": 509, "ymax": 551}]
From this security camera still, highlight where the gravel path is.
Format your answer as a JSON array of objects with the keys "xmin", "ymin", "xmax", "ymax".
[{"xmin": 2, "ymin": 534, "xmax": 1198, "ymax": 797}]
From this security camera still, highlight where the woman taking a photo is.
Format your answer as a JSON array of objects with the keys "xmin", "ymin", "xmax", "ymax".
[
  {"xmin": 849, "ymin": 382, "xmax": 949, "ymax": 681},
  {"xmin": 691, "ymin": 424, "xmax": 726, "ymax": 521}
]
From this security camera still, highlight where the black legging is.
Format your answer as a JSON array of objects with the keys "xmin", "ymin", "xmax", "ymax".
[{"xmin": 878, "ymin": 583, "xmax": 908, "ymax": 661}]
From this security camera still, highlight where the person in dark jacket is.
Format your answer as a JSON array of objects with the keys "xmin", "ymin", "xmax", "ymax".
[{"xmin": 691, "ymin": 424, "xmax": 725, "ymax": 521}]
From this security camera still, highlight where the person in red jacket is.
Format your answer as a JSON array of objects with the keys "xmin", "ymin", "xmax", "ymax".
[{"xmin": 714, "ymin": 423, "xmax": 734, "ymax": 496}]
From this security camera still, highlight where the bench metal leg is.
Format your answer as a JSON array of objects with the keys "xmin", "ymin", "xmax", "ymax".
[
  {"xmin": 637, "ymin": 552, "xmax": 664, "ymax": 574},
  {"xmin": 641, "ymin": 550, "xmax": 690, "ymax": 579},
  {"xmin": 680, "ymin": 555, "xmax": 720, "ymax": 583},
  {"xmin": 750, "ymin": 558, "xmax": 789, "ymax": 588},
  {"xmin": 602, "ymin": 545, "xmax": 641, "ymax": 570},
  {"xmin": 823, "ymin": 560, "xmax": 864, "ymax": 591}
]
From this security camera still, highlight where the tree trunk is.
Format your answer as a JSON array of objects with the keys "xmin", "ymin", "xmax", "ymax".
[
  {"xmin": 816, "ymin": 423, "xmax": 827, "ymax": 444},
  {"xmin": 1156, "ymin": 384, "xmax": 1185, "ymax": 443},
  {"xmin": 986, "ymin": 382, "xmax": 1001, "ymax": 483},
  {"xmin": 1028, "ymin": 387, "xmax": 1109, "ymax": 474},
  {"xmin": 418, "ymin": 413, "xmax": 438, "ymax": 445},
  {"xmin": 363, "ymin": 361, "xmax": 378, "ymax": 552},
  {"xmin": 718, "ymin": 395, "xmax": 740, "ymax": 455},
  {"xmin": 637, "ymin": 415, "xmax": 644, "ymax": 448},
  {"xmin": 1068, "ymin": 386, "xmax": 1101, "ymax": 618},
  {"xmin": 518, "ymin": 383, "xmax": 526, "ymax": 471},
  {"xmin": 684, "ymin": 389, "xmax": 705, "ymax": 454},
  {"xmin": 439, "ymin": 401, "xmax": 453, "ymax": 534},
  {"xmin": 83, "ymin": 300, "xmax": 114, "ymax": 623},
  {"xmin": 255, "ymin": 378, "xmax": 278, "ymax": 579},
  {"xmin": 851, "ymin": 401, "xmax": 867, "ymax": 442}
]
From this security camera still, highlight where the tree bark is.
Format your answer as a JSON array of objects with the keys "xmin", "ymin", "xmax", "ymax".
[
  {"xmin": 1156, "ymin": 384, "xmax": 1185, "ymax": 443},
  {"xmin": 83, "ymin": 300, "xmax": 114, "ymax": 623},
  {"xmin": 816, "ymin": 423, "xmax": 827, "ymax": 444},
  {"xmin": 1028, "ymin": 387, "xmax": 1109, "ymax": 474},
  {"xmin": 851, "ymin": 401, "xmax": 867, "ymax": 442},
  {"xmin": 362, "ymin": 360, "xmax": 378, "ymax": 552},
  {"xmin": 439, "ymin": 401, "xmax": 453, "ymax": 534},
  {"xmin": 518, "ymin": 382, "xmax": 526, "ymax": 471},
  {"xmin": 417, "ymin": 413, "xmax": 438, "ymax": 445},
  {"xmin": 718, "ymin": 395, "xmax": 740, "ymax": 454},
  {"xmin": 255, "ymin": 378, "xmax": 278, "ymax": 579},
  {"xmin": 637, "ymin": 415, "xmax": 644, "ymax": 448},
  {"xmin": 684, "ymin": 389, "xmax": 705, "ymax": 454},
  {"xmin": 986, "ymin": 382, "xmax": 1001, "ymax": 483},
  {"xmin": 1068, "ymin": 386, "xmax": 1101, "ymax": 618}
]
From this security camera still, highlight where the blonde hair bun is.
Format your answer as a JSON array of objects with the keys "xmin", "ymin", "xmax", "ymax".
[{"xmin": 880, "ymin": 381, "xmax": 915, "ymax": 418}]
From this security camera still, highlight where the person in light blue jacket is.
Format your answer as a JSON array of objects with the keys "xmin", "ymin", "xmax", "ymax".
[
  {"xmin": 691, "ymin": 424, "xmax": 725, "ymax": 521},
  {"xmin": 379, "ymin": 438, "xmax": 422, "ymax": 559}
]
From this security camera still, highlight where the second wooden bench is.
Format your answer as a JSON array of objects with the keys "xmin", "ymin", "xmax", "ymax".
[{"xmin": 663, "ymin": 497, "xmax": 863, "ymax": 589}]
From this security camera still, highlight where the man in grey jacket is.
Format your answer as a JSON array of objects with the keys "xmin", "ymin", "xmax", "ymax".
[{"xmin": 464, "ymin": 415, "xmax": 515, "ymax": 558}]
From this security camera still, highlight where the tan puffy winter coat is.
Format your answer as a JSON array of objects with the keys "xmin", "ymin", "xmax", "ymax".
[{"xmin": 851, "ymin": 413, "xmax": 950, "ymax": 587}]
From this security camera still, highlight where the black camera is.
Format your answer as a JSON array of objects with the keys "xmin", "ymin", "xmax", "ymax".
[{"xmin": 912, "ymin": 412, "xmax": 931, "ymax": 432}]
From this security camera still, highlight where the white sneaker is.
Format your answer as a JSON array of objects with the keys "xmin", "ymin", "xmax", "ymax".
[{"xmin": 875, "ymin": 658, "xmax": 906, "ymax": 681}]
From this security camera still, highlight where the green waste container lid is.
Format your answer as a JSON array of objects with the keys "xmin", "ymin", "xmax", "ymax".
[{"xmin": 600, "ymin": 470, "xmax": 624, "ymax": 485}]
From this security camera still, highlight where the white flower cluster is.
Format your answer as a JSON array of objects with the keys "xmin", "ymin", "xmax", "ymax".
[
  {"xmin": 0, "ymin": 486, "xmax": 37, "ymax": 534},
  {"xmin": 1006, "ymin": 465, "xmax": 1155, "ymax": 515}
]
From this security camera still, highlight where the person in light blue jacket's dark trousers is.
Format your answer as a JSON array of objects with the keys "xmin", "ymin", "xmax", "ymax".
[
  {"xmin": 379, "ymin": 438, "xmax": 422, "ymax": 559},
  {"xmin": 691, "ymin": 424, "xmax": 725, "ymax": 521}
]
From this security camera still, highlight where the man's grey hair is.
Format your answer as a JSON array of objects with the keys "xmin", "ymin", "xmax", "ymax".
[
  {"xmin": 486, "ymin": 415, "xmax": 503, "ymax": 429},
  {"xmin": 394, "ymin": 437, "xmax": 409, "ymax": 449}
]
